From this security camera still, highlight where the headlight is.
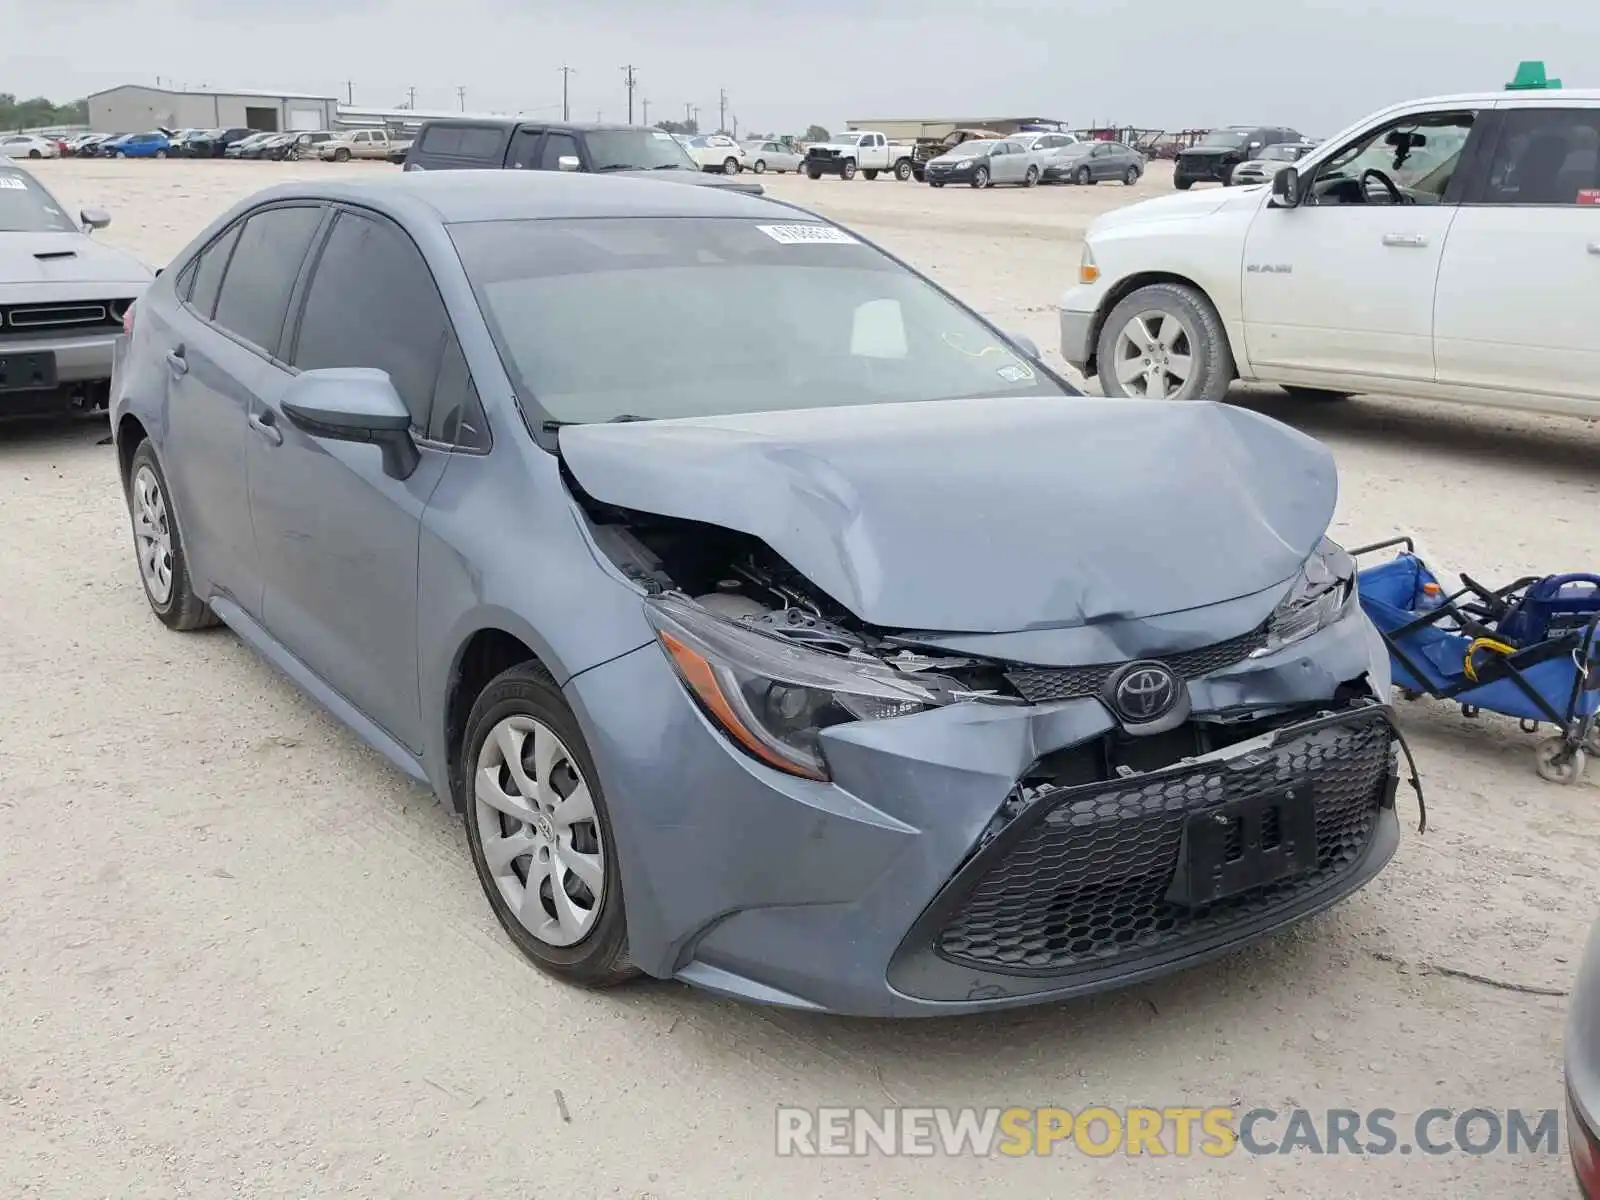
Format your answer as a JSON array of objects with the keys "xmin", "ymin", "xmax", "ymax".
[
  {"xmin": 1263, "ymin": 538, "xmax": 1356, "ymax": 651},
  {"xmin": 950, "ymin": 158, "xmax": 973, "ymax": 170},
  {"xmin": 645, "ymin": 595, "xmax": 948, "ymax": 781}
]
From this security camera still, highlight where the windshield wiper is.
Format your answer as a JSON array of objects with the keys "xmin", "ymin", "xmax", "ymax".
[
  {"xmin": 541, "ymin": 414, "xmax": 654, "ymax": 432},
  {"xmin": 591, "ymin": 163, "xmax": 637, "ymax": 172},
  {"xmin": 651, "ymin": 163, "xmax": 689, "ymax": 170}
]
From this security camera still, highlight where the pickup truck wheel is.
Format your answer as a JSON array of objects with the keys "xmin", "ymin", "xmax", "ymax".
[
  {"xmin": 894, "ymin": 159, "xmax": 913, "ymax": 181},
  {"xmin": 806, "ymin": 166, "xmax": 821, "ymax": 180},
  {"xmin": 1282, "ymin": 386, "xmax": 1352, "ymax": 403},
  {"xmin": 971, "ymin": 165, "xmax": 989, "ymax": 188},
  {"xmin": 333, "ymin": 147, "xmax": 350, "ymax": 162},
  {"xmin": 1097, "ymin": 283, "xmax": 1233, "ymax": 404},
  {"xmin": 752, "ymin": 159, "xmax": 766, "ymax": 173},
  {"xmin": 841, "ymin": 160, "xmax": 857, "ymax": 180},
  {"xmin": 1024, "ymin": 165, "xmax": 1039, "ymax": 186},
  {"xmin": 862, "ymin": 168, "xmax": 878, "ymax": 180}
]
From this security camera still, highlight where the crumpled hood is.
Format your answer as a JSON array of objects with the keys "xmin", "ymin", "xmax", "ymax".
[
  {"xmin": 0, "ymin": 232, "xmax": 152, "ymax": 286},
  {"xmin": 560, "ymin": 397, "xmax": 1336, "ymax": 634}
]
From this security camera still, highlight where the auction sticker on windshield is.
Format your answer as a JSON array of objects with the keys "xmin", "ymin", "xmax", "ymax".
[
  {"xmin": 0, "ymin": 176, "xmax": 26, "ymax": 190},
  {"xmin": 757, "ymin": 224, "xmax": 859, "ymax": 246}
]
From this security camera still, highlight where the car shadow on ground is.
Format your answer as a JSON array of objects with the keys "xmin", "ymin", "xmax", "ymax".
[
  {"xmin": 1229, "ymin": 386, "xmax": 1600, "ymax": 479},
  {"xmin": 0, "ymin": 414, "xmax": 113, "ymax": 458}
]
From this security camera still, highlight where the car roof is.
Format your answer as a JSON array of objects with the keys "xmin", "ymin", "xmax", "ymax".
[{"xmin": 237, "ymin": 169, "xmax": 800, "ymax": 224}]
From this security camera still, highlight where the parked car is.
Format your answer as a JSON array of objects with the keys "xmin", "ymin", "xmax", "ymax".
[
  {"xmin": 1229, "ymin": 140, "xmax": 1319, "ymax": 187},
  {"xmin": 401, "ymin": 119, "xmax": 763, "ymax": 195},
  {"xmin": 265, "ymin": 131, "xmax": 334, "ymax": 162},
  {"xmin": 1175, "ymin": 126, "xmax": 1303, "ymax": 189},
  {"xmin": 922, "ymin": 138, "xmax": 1041, "ymax": 188},
  {"xmin": 225, "ymin": 132, "xmax": 278, "ymax": 159},
  {"xmin": 1568, "ymin": 913, "xmax": 1600, "ymax": 1198},
  {"xmin": 184, "ymin": 128, "xmax": 254, "ymax": 158},
  {"xmin": 739, "ymin": 139, "xmax": 803, "ymax": 174},
  {"xmin": 1059, "ymin": 89, "xmax": 1600, "ymax": 419},
  {"xmin": 0, "ymin": 134, "xmax": 61, "ymax": 160},
  {"xmin": 64, "ymin": 133, "xmax": 109, "ymax": 156},
  {"xmin": 110, "ymin": 168, "xmax": 1404, "ymax": 1017},
  {"xmin": 107, "ymin": 131, "xmax": 172, "ymax": 159},
  {"xmin": 1012, "ymin": 130, "xmax": 1081, "ymax": 179},
  {"xmin": 803, "ymin": 130, "xmax": 917, "ymax": 181},
  {"xmin": 1043, "ymin": 140, "xmax": 1145, "ymax": 186},
  {"xmin": 0, "ymin": 160, "xmax": 151, "ymax": 416},
  {"xmin": 683, "ymin": 134, "xmax": 747, "ymax": 174},
  {"xmin": 319, "ymin": 128, "xmax": 408, "ymax": 162}
]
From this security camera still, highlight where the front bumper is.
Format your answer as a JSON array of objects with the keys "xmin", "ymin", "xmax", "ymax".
[
  {"xmin": 564, "ymin": 608, "xmax": 1403, "ymax": 1016},
  {"xmin": 803, "ymin": 154, "xmax": 854, "ymax": 176},
  {"xmin": 1, "ymin": 327, "xmax": 121, "ymax": 412},
  {"xmin": 1059, "ymin": 306, "xmax": 1095, "ymax": 372},
  {"xmin": 1176, "ymin": 157, "xmax": 1238, "ymax": 185}
]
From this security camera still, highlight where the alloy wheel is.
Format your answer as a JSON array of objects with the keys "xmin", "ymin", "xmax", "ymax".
[
  {"xmin": 1112, "ymin": 310, "xmax": 1196, "ymax": 400},
  {"xmin": 132, "ymin": 464, "xmax": 175, "ymax": 604},
  {"xmin": 474, "ymin": 715, "xmax": 606, "ymax": 947}
]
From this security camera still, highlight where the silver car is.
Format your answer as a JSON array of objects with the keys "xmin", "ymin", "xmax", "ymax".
[
  {"xmin": 739, "ymin": 139, "xmax": 802, "ymax": 174},
  {"xmin": 922, "ymin": 138, "xmax": 1042, "ymax": 188},
  {"xmin": 0, "ymin": 160, "xmax": 151, "ymax": 416},
  {"xmin": 1230, "ymin": 141, "xmax": 1318, "ymax": 187}
]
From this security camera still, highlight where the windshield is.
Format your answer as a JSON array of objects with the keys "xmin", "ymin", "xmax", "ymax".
[
  {"xmin": 450, "ymin": 217, "xmax": 1070, "ymax": 424},
  {"xmin": 1200, "ymin": 130, "xmax": 1248, "ymax": 148},
  {"xmin": 1260, "ymin": 143, "xmax": 1301, "ymax": 161},
  {"xmin": 946, "ymin": 141, "xmax": 996, "ymax": 158},
  {"xmin": 0, "ymin": 168, "xmax": 76, "ymax": 233},
  {"xmin": 584, "ymin": 129, "xmax": 695, "ymax": 171}
]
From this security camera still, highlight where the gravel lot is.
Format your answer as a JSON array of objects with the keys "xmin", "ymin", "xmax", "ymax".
[{"xmin": 2, "ymin": 158, "xmax": 1597, "ymax": 1199}]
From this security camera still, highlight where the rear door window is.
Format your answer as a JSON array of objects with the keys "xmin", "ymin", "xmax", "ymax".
[
  {"xmin": 1481, "ymin": 107, "xmax": 1600, "ymax": 205},
  {"xmin": 210, "ymin": 205, "xmax": 325, "ymax": 356},
  {"xmin": 288, "ymin": 209, "xmax": 452, "ymax": 432},
  {"xmin": 182, "ymin": 222, "xmax": 243, "ymax": 318}
]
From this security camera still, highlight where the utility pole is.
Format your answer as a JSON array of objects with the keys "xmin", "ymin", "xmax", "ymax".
[
  {"xmin": 457, "ymin": 86, "xmax": 466, "ymax": 111},
  {"xmin": 405, "ymin": 86, "xmax": 417, "ymax": 110},
  {"xmin": 684, "ymin": 101, "xmax": 693, "ymax": 125},
  {"xmin": 620, "ymin": 65, "xmax": 637, "ymax": 124},
  {"xmin": 641, "ymin": 97, "xmax": 650, "ymax": 125},
  {"xmin": 558, "ymin": 66, "xmax": 574, "ymax": 121},
  {"xmin": 344, "ymin": 80, "xmax": 354, "ymax": 105},
  {"xmin": 718, "ymin": 88, "xmax": 727, "ymax": 134},
  {"xmin": 596, "ymin": 109, "xmax": 603, "ymax": 122}
]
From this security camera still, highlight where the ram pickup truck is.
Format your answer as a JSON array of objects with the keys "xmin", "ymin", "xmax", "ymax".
[
  {"xmin": 803, "ymin": 131, "xmax": 917, "ymax": 181},
  {"xmin": 319, "ymin": 128, "xmax": 412, "ymax": 162}
]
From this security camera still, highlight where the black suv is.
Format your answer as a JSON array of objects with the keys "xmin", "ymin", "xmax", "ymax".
[
  {"xmin": 1175, "ymin": 126, "xmax": 1302, "ymax": 189},
  {"xmin": 402, "ymin": 120, "xmax": 763, "ymax": 195}
]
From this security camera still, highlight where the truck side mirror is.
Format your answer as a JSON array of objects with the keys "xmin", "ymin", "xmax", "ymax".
[
  {"xmin": 557, "ymin": 155, "xmax": 581, "ymax": 172},
  {"xmin": 1271, "ymin": 166, "xmax": 1302, "ymax": 208}
]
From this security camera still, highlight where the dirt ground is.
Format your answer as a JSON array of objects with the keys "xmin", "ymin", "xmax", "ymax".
[{"xmin": 2, "ymin": 157, "xmax": 1597, "ymax": 1199}]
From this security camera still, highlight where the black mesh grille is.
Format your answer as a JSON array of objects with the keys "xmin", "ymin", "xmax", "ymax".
[
  {"xmin": 936, "ymin": 712, "xmax": 1393, "ymax": 975},
  {"xmin": 1003, "ymin": 629, "xmax": 1268, "ymax": 704}
]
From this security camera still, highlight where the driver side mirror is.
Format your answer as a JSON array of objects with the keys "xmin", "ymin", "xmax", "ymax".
[
  {"xmin": 1271, "ymin": 166, "xmax": 1302, "ymax": 208},
  {"xmin": 80, "ymin": 207, "xmax": 111, "ymax": 232},
  {"xmin": 557, "ymin": 155, "xmax": 581, "ymax": 172},
  {"xmin": 280, "ymin": 368, "xmax": 420, "ymax": 480}
]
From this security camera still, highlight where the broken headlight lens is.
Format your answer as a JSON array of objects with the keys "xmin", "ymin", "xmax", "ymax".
[
  {"xmin": 1264, "ymin": 537, "xmax": 1357, "ymax": 651},
  {"xmin": 645, "ymin": 595, "xmax": 946, "ymax": 782}
]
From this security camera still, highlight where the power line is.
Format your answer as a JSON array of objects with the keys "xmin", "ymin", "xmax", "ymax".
[
  {"xmin": 557, "ymin": 66, "xmax": 574, "ymax": 122},
  {"xmin": 621, "ymin": 64, "xmax": 638, "ymax": 125}
]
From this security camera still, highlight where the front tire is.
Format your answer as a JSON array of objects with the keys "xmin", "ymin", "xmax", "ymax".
[
  {"xmin": 1096, "ymin": 283, "xmax": 1234, "ymax": 403},
  {"xmin": 1123, "ymin": 165, "xmax": 1139, "ymax": 185},
  {"xmin": 723, "ymin": 157, "xmax": 740, "ymax": 174},
  {"xmin": 1075, "ymin": 165, "xmax": 1092, "ymax": 185},
  {"xmin": 461, "ymin": 663, "xmax": 637, "ymax": 987},
  {"xmin": 1175, "ymin": 177, "xmax": 1193, "ymax": 190},
  {"xmin": 841, "ymin": 159, "xmax": 857, "ymax": 180},
  {"xmin": 155, "ymin": 149, "xmax": 167, "ymax": 159},
  {"xmin": 752, "ymin": 159, "xmax": 766, "ymax": 174},
  {"xmin": 126, "ymin": 441, "xmax": 217, "ymax": 631},
  {"xmin": 1024, "ymin": 165, "xmax": 1039, "ymax": 187},
  {"xmin": 115, "ymin": 151, "xmax": 127, "ymax": 159},
  {"xmin": 1282, "ymin": 386, "xmax": 1352, "ymax": 403},
  {"xmin": 27, "ymin": 149, "xmax": 41, "ymax": 159},
  {"xmin": 971, "ymin": 165, "xmax": 989, "ymax": 188},
  {"xmin": 806, "ymin": 165, "xmax": 821, "ymax": 180}
]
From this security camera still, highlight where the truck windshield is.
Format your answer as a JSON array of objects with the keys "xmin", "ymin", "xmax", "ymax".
[
  {"xmin": 0, "ymin": 168, "xmax": 77, "ymax": 234},
  {"xmin": 450, "ymin": 216, "xmax": 1071, "ymax": 425},
  {"xmin": 1200, "ymin": 130, "xmax": 1248, "ymax": 148},
  {"xmin": 587, "ymin": 130, "xmax": 697, "ymax": 171}
]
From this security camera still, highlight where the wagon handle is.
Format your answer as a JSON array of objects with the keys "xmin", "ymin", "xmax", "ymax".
[{"xmin": 1348, "ymin": 535, "xmax": 1415, "ymax": 557}]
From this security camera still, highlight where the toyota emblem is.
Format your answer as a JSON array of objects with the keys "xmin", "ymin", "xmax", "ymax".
[{"xmin": 1110, "ymin": 662, "xmax": 1180, "ymax": 722}]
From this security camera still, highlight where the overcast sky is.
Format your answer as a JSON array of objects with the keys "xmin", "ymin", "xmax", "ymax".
[{"xmin": 8, "ymin": 0, "xmax": 1589, "ymax": 136}]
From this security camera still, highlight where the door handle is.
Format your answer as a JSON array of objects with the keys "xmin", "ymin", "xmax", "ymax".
[
  {"xmin": 164, "ymin": 348, "xmax": 188, "ymax": 376},
  {"xmin": 1382, "ymin": 233, "xmax": 1428, "ymax": 248},
  {"xmin": 247, "ymin": 411, "xmax": 283, "ymax": 446}
]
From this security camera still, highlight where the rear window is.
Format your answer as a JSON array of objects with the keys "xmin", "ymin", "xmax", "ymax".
[{"xmin": 418, "ymin": 124, "xmax": 506, "ymax": 158}]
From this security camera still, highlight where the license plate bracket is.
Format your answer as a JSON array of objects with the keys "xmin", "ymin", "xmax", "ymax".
[
  {"xmin": 1166, "ymin": 781, "xmax": 1318, "ymax": 908},
  {"xmin": 0, "ymin": 351, "xmax": 59, "ymax": 393}
]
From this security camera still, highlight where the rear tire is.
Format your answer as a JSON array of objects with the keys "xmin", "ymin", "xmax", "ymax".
[
  {"xmin": 126, "ymin": 441, "xmax": 218, "ymax": 632},
  {"xmin": 723, "ymin": 157, "xmax": 740, "ymax": 174},
  {"xmin": 461, "ymin": 663, "xmax": 638, "ymax": 988},
  {"xmin": 28, "ymin": 149, "xmax": 41, "ymax": 159},
  {"xmin": 333, "ymin": 147, "xmax": 350, "ymax": 162},
  {"xmin": 1282, "ymin": 386, "xmax": 1352, "ymax": 403},
  {"xmin": 1096, "ymin": 282, "xmax": 1234, "ymax": 404},
  {"xmin": 752, "ymin": 159, "xmax": 766, "ymax": 173},
  {"xmin": 893, "ymin": 158, "xmax": 913, "ymax": 181},
  {"xmin": 806, "ymin": 165, "xmax": 821, "ymax": 180},
  {"xmin": 862, "ymin": 168, "xmax": 878, "ymax": 180}
]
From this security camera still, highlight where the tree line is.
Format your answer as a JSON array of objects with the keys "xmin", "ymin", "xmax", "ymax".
[{"xmin": 1, "ymin": 93, "xmax": 88, "ymax": 131}]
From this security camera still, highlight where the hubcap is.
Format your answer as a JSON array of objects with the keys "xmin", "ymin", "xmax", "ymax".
[
  {"xmin": 1112, "ymin": 309, "xmax": 1196, "ymax": 400},
  {"xmin": 132, "ymin": 464, "xmax": 175, "ymax": 604},
  {"xmin": 474, "ymin": 716, "xmax": 605, "ymax": 947}
]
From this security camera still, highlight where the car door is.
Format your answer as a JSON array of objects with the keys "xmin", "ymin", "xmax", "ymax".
[
  {"xmin": 1433, "ymin": 103, "xmax": 1600, "ymax": 409},
  {"xmin": 536, "ymin": 131, "xmax": 582, "ymax": 171},
  {"xmin": 1239, "ymin": 105, "xmax": 1481, "ymax": 382},
  {"xmin": 246, "ymin": 207, "xmax": 455, "ymax": 752},
  {"xmin": 507, "ymin": 127, "xmax": 546, "ymax": 169}
]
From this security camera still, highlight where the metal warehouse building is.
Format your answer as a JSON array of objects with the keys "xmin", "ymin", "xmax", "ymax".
[{"xmin": 87, "ymin": 86, "xmax": 339, "ymax": 134}]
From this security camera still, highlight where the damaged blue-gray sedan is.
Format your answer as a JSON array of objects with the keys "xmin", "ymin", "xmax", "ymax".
[{"xmin": 109, "ymin": 170, "xmax": 1413, "ymax": 1017}]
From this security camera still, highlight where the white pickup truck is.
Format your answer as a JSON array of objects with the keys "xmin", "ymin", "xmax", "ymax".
[
  {"xmin": 1059, "ymin": 86, "xmax": 1600, "ymax": 419},
  {"xmin": 802, "ymin": 131, "xmax": 917, "ymax": 181}
]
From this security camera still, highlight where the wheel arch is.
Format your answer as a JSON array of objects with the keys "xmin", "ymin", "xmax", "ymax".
[
  {"xmin": 1086, "ymin": 271, "xmax": 1231, "ymax": 379},
  {"xmin": 442, "ymin": 626, "xmax": 556, "ymax": 812},
  {"xmin": 115, "ymin": 413, "xmax": 150, "ymax": 493}
]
